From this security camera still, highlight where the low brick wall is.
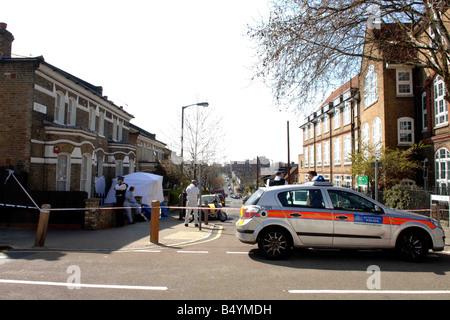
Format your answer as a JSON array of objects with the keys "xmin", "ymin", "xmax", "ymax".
[{"xmin": 84, "ymin": 199, "xmax": 116, "ymax": 230}]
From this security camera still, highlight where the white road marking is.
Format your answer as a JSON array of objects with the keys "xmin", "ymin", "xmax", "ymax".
[
  {"xmin": 288, "ymin": 289, "xmax": 450, "ymax": 295},
  {"xmin": 177, "ymin": 250, "xmax": 208, "ymax": 254},
  {"xmin": 0, "ymin": 279, "xmax": 168, "ymax": 291},
  {"xmin": 226, "ymin": 251, "xmax": 250, "ymax": 255}
]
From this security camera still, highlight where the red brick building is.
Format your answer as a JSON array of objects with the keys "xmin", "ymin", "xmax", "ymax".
[
  {"xmin": 0, "ymin": 23, "xmax": 137, "ymax": 197},
  {"xmin": 299, "ymin": 22, "xmax": 450, "ymax": 194}
]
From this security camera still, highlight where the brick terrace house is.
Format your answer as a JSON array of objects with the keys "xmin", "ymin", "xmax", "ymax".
[
  {"xmin": 0, "ymin": 23, "xmax": 137, "ymax": 198},
  {"xmin": 298, "ymin": 21, "xmax": 450, "ymax": 194},
  {"xmin": 128, "ymin": 123, "xmax": 171, "ymax": 173}
]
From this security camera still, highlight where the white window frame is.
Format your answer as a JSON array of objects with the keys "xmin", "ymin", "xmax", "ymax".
[
  {"xmin": 56, "ymin": 153, "xmax": 70, "ymax": 191},
  {"xmin": 112, "ymin": 117, "xmax": 118, "ymax": 141},
  {"xmin": 324, "ymin": 141, "xmax": 330, "ymax": 166},
  {"xmin": 396, "ymin": 69, "xmax": 413, "ymax": 96},
  {"xmin": 334, "ymin": 137, "xmax": 341, "ymax": 165},
  {"xmin": 364, "ymin": 65, "xmax": 378, "ymax": 108},
  {"xmin": 316, "ymin": 143, "xmax": 322, "ymax": 166},
  {"xmin": 67, "ymin": 97, "xmax": 77, "ymax": 126},
  {"xmin": 334, "ymin": 175, "xmax": 342, "ymax": 187},
  {"xmin": 398, "ymin": 117, "xmax": 414, "ymax": 145},
  {"xmin": 422, "ymin": 92, "xmax": 427, "ymax": 131},
  {"xmin": 118, "ymin": 120, "xmax": 123, "ymax": 141},
  {"xmin": 316, "ymin": 119, "xmax": 322, "ymax": 136},
  {"xmin": 309, "ymin": 145, "xmax": 314, "ymax": 167},
  {"xmin": 304, "ymin": 147, "xmax": 308, "ymax": 167},
  {"xmin": 362, "ymin": 123, "xmax": 369, "ymax": 147},
  {"xmin": 434, "ymin": 76, "xmax": 448, "ymax": 127},
  {"xmin": 334, "ymin": 108, "xmax": 340, "ymax": 130},
  {"xmin": 344, "ymin": 175, "xmax": 352, "ymax": 188},
  {"xmin": 323, "ymin": 114, "xmax": 329, "ymax": 133},
  {"xmin": 304, "ymin": 127, "xmax": 308, "ymax": 141},
  {"xmin": 343, "ymin": 102, "xmax": 351, "ymax": 126},
  {"xmin": 54, "ymin": 92, "xmax": 65, "ymax": 124},
  {"xmin": 344, "ymin": 134, "xmax": 352, "ymax": 164},
  {"xmin": 309, "ymin": 123, "xmax": 314, "ymax": 139},
  {"xmin": 89, "ymin": 106, "xmax": 97, "ymax": 131},
  {"xmin": 435, "ymin": 148, "xmax": 450, "ymax": 190},
  {"xmin": 373, "ymin": 117, "xmax": 382, "ymax": 153},
  {"xmin": 80, "ymin": 153, "xmax": 92, "ymax": 197},
  {"xmin": 98, "ymin": 111, "xmax": 105, "ymax": 136},
  {"xmin": 115, "ymin": 160, "xmax": 124, "ymax": 177}
]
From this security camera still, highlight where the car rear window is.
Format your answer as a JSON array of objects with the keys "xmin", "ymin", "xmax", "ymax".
[
  {"xmin": 277, "ymin": 189, "xmax": 325, "ymax": 209},
  {"xmin": 245, "ymin": 189, "xmax": 265, "ymax": 205}
]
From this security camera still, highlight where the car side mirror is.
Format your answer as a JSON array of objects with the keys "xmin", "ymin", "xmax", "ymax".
[{"xmin": 374, "ymin": 205, "xmax": 384, "ymax": 214}]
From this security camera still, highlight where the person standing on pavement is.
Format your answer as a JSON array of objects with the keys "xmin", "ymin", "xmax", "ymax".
[
  {"xmin": 114, "ymin": 176, "xmax": 128, "ymax": 227},
  {"xmin": 185, "ymin": 180, "xmax": 199, "ymax": 227},
  {"xmin": 124, "ymin": 186, "xmax": 141, "ymax": 224},
  {"xmin": 178, "ymin": 189, "xmax": 187, "ymax": 220}
]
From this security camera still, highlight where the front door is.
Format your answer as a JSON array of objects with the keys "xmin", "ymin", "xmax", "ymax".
[{"xmin": 326, "ymin": 190, "xmax": 391, "ymax": 248}]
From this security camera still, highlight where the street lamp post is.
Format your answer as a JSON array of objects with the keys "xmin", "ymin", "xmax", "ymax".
[{"xmin": 180, "ymin": 102, "xmax": 209, "ymax": 193}]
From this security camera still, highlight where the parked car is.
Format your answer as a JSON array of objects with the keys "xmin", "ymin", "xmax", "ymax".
[
  {"xmin": 236, "ymin": 180, "xmax": 445, "ymax": 261},
  {"xmin": 242, "ymin": 195, "xmax": 250, "ymax": 204}
]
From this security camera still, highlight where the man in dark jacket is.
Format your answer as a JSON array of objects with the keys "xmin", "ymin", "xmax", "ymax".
[{"xmin": 114, "ymin": 176, "xmax": 128, "ymax": 227}]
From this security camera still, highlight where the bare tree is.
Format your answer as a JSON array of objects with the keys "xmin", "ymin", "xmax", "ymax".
[
  {"xmin": 249, "ymin": 0, "xmax": 450, "ymax": 112},
  {"xmin": 184, "ymin": 105, "xmax": 225, "ymax": 166}
]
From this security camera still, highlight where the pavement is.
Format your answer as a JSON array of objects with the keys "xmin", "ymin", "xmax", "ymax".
[
  {"xmin": 0, "ymin": 210, "xmax": 222, "ymax": 252},
  {"xmin": 1, "ymin": 210, "xmax": 449, "ymax": 253}
]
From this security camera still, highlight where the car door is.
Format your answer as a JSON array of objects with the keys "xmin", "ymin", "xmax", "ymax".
[
  {"xmin": 277, "ymin": 189, "xmax": 333, "ymax": 246},
  {"xmin": 326, "ymin": 189, "xmax": 391, "ymax": 248}
]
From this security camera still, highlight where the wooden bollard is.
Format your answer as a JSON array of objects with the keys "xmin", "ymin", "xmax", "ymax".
[
  {"xmin": 150, "ymin": 200, "xmax": 160, "ymax": 243},
  {"xmin": 35, "ymin": 204, "xmax": 51, "ymax": 247}
]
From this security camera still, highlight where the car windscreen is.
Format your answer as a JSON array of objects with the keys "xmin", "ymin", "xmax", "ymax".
[{"xmin": 245, "ymin": 189, "xmax": 265, "ymax": 205}]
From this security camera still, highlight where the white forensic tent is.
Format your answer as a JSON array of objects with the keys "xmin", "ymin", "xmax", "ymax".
[{"xmin": 105, "ymin": 172, "xmax": 164, "ymax": 205}]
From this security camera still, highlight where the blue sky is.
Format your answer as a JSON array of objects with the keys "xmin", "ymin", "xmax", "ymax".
[{"xmin": 3, "ymin": 0, "xmax": 303, "ymax": 164}]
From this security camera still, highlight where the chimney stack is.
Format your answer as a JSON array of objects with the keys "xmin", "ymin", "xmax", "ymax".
[{"xmin": 0, "ymin": 22, "xmax": 14, "ymax": 58}]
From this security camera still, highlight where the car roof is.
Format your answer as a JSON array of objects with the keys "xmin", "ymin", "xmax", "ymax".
[{"xmin": 260, "ymin": 181, "xmax": 334, "ymax": 192}]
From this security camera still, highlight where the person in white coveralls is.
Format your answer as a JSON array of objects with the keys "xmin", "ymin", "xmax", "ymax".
[{"xmin": 184, "ymin": 180, "xmax": 199, "ymax": 227}]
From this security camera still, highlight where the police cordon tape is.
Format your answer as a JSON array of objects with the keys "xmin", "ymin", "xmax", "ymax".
[{"xmin": 0, "ymin": 203, "xmax": 242, "ymax": 212}]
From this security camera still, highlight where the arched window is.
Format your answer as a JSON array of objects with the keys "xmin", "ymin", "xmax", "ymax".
[
  {"xmin": 364, "ymin": 65, "xmax": 378, "ymax": 108},
  {"xmin": 435, "ymin": 148, "xmax": 450, "ymax": 191},
  {"xmin": 362, "ymin": 123, "xmax": 370, "ymax": 147},
  {"xmin": 362, "ymin": 123, "xmax": 370, "ymax": 158},
  {"xmin": 373, "ymin": 117, "xmax": 382, "ymax": 153},
  {"xmin": 434, "ymin": 76, "xmax": 448, "ymax": 127},
  {"xmin": 56, "ymin": 153, "xmax": 70, "ymax": 191}
]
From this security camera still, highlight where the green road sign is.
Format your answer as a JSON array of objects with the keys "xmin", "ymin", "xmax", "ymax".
[{"xmin": 358, "ymin": 176, "xmax": 369, "ymax": 186}]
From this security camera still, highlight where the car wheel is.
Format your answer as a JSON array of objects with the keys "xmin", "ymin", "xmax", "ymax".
[
  {"xmin": 218, "ymin": 211, "xmax": 227, "ymax": 222},
  {"xmin": 258, "ymin": 228, "xmax": 291, "ymax": 260},
  {"xmin": 396, "ymin": 231, "xmax": 429, "ymax": 262}
]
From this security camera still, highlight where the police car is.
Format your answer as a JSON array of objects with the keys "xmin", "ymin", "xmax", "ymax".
[{"xmin": 236, "ymin": 180, "xmax": 446, "ymax": 261}]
